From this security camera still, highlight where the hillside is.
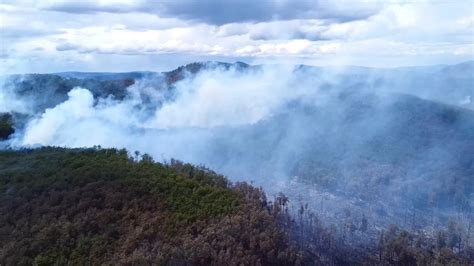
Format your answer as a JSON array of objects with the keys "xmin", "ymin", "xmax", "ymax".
[
  {"xmin": 192, "ymin": 92, "xmax": 474, "ymax": 228},
  {"xmin": 1, "ymin": 62, "xmax": 473, "ymax": 225},
  {"xmin": 0, "ymin": 147, "xmax": 303, "ymax": 265},
  {"xmin": 1, "ymin": 61, "xmax": 472, "ymax": 117},
  {"xmin": 1, "ymin": 148, "xmax": 472, "ymax": 265},
  {"xmin": 1, "ymin": 61, "xmax": 473, "ymax": 264},
  {"xmin": 1, "ymin": 74, "xmax": 136, "ymax": 114}
]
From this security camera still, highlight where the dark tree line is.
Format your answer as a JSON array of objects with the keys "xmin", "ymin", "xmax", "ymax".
[
  {"xmin": 0, "ymin": 147, "xmax": 472, "ymax": 265},
  {"xmin": 0, "ymin": 113, "xmax": 14, "ymax": 140}
]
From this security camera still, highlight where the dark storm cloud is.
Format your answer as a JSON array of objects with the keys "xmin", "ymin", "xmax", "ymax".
[
  {"xmin": 41, "ymin": 0, "xmax": 382, "ymax": 25},
  {"xmin": 158, "ymin": 0, "xmax": 381, "ymax": 25},
  {"xmin": 41, "ymin": 1, "xmax": 146, "ymax": 14}
]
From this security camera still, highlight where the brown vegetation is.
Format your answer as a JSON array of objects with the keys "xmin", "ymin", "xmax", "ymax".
[{"xmin": 0, "ymin": 147, "xmax": 303, "ymax": 265}]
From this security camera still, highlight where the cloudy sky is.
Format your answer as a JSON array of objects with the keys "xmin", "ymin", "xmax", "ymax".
[{"xmin": 1, "ymin": 0, "xmax": 473, "ymax": 73}]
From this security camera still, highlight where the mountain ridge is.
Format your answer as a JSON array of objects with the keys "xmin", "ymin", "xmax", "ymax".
[{"xmin": 3, "ymin": 60, "xmax": 472, "ymax": 76}]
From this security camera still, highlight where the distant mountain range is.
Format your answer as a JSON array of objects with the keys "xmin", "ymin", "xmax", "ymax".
[{"xmin": 2, "ymin": 60, "xmax": 472, "ymax": 114}]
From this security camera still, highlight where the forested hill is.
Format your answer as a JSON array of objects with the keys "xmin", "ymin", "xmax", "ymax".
[
  {"xmin": 0, "ymin": 147, "xmax": 303, "ymax": 265},
  {"xmin": 1, "ymin": 148, "xmax": 472, "ymax": 265}
]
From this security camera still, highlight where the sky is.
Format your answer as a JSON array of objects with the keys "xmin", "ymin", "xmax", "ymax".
[{"xmin": 0, "ymin": 0, "xmax": 473, "ymax": 73}]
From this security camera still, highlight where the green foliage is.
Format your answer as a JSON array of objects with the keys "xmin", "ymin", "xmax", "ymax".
[
  {"xmin": 0, "ymin": 147, "xmax": 300, "ymax": 265},
  {"xmin": 0, "ymin": 113, "xmax": 14, "ymax": 140},
  {"xmin": 0, "ymin": 147, "xmax": 239, "ymax": 222}
]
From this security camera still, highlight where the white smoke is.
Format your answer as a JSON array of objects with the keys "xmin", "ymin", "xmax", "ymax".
[
  {"xmin": 16, "ymin": 65, "xmax": 319, "ymax": 148},
  {"xmin": 6, "ymin": 65, "xmax": 319, "ymax": 168},
  {"xmin": 0, "ymin": 79, "xmax": 30, "ymax": 114},
  {"xmin": 19, "ymin": 87, "xmax": 148, "ymax": 148},
  {"xmin": 151, "ymin": 66, "xmax": 307, "ymax": 128},
  {"xmin": 21, "ymin": 88, "xmax": 94, "ymax": 145}
]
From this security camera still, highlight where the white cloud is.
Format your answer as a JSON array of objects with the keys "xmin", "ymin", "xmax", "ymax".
[{"xmin": 1, "ymin": 0, "xmax": 473, "ymax": 73}]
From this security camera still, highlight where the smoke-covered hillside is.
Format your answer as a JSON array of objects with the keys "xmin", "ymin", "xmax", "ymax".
[
  {"xmin": 1, "ymin": 60, "xmax": 472, "ymax": 115},
  {"xmin": 1, "ymin": 61, "xmax": 473, "ymax": 263}
]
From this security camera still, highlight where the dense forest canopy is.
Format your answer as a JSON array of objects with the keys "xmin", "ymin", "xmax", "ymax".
[{"xmin": 0, "ymin": 147, "xmax": 305, "ymax": 265}]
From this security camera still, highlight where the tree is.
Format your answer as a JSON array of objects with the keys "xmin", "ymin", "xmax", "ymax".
[
  {"xmin": 0, "ymin": 113, "xmax": 14, "ymax": 140},
  {"xmin": 360, "ymin": 215, "xmax": 368, "ymax": 233}
]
